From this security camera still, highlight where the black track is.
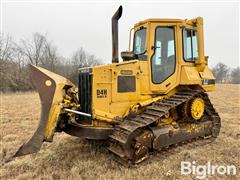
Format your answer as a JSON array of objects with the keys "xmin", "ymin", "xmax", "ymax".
[{"xmin": 108, "ymin": 89, "xmax": 221, "ymax": 165}]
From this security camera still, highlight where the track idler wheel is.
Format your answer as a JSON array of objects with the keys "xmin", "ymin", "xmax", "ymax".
[
  {"xmin": 190, "ymin": 97, "xmax": 205, "ymax": 120},
  {"xmin": 182, "ymin": 96, "xmax": 205, "ymax": 121}
]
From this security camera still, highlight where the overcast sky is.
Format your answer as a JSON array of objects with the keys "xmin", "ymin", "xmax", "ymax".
[{"xmin": 1, "ymin": 1, "xmax": 239, "ymax": 68}]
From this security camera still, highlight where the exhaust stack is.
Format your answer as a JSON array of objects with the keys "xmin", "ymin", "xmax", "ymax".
[{"xmin": 112, "ymin": 6, "xmax": 123, "ymax": 63}]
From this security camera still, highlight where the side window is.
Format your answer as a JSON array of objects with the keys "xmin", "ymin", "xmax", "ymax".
[
  {"xmin": 183, "ymin": 30, "xmax": 192, "ymax": 60},
  {"xmin": 192, "ymin": 31, "xmax": 198, "ymax": 59},
  {"xmin": 151, "ymin": 27, "xmax": 176, "ymax": 84},
  {"xmin": 183, "ymin": 29, "xmax": 198, "ymax": 61}
]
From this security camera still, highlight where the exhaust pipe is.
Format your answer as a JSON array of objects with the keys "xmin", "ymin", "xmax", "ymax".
[{"xmin": 112, "ymin": 6, "xmax": 123, "ymax": 63}]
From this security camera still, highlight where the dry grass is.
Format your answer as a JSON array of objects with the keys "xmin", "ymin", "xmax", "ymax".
[{"xmin": 0, "ymin": 84, "xmax": 239, "ymax": 179}]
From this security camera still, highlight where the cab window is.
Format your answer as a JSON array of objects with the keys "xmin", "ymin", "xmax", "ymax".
[
  {"xmin": 133, "ymin": 28, "xmax": 146, "ymax": 54},
  {"xmin": 151, "ymin": 27, "xmax": 176, "ymax": 84},
  {"xmin": 183, "ymin": 29, "xmax": 198, "ymax": 61}
]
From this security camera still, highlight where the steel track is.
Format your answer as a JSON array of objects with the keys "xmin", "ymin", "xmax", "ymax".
[{"xmin": 108, "ymin": 89, "xmax": 221, "ymax": 165}]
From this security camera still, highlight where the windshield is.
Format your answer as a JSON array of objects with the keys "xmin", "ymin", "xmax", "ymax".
[{"xmin": 133, "ymin": 28, "xmax": 146, "ymax": 54}]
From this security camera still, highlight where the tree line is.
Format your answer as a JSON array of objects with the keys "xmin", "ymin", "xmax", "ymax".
[
  {"xmin": 0, "ymin": 33, "xmax": 239, "ymax": 92},
  {"xmin": 212, "ymin": 63, "xmax": 240, "ymax": 84},
  {"xmin": 0, "ymin": 33, "xmax": 102, "ymax": 91}
]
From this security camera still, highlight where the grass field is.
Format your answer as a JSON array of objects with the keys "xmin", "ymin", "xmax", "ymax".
[{"xmin": 0, "ymin": 84, "xmax": 239, "ymax": 179}]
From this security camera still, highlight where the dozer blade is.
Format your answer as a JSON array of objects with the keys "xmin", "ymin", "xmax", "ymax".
[{"xmin": 14, "ymin": 65, "xmax": 75, "ymax": 157}]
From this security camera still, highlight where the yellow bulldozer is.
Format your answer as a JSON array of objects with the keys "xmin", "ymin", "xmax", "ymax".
[{"xmin": 14, "ymin": 6, "xmax": 221, "ymax": 164}]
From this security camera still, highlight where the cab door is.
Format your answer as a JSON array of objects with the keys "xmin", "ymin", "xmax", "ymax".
[{"xmin": 149, "ymin": 23, "xmax": 180, "ymax": 94}]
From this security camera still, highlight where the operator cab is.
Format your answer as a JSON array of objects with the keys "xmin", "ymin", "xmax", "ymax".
[{"xmin": 121, "ymin": 18, "xmax": 203, "ymax": 87}]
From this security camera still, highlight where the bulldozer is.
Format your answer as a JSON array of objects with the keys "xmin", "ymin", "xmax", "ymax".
[{"xmin": 14, "ymin": 6, "xmax": 221, "ymax": 164}]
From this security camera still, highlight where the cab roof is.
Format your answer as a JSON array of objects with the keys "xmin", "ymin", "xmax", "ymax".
[{"xmin": 134, "ymin": 18, "xmax": 191, "ymax": 27}]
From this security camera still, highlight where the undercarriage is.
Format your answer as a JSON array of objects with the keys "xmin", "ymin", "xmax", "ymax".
[{"xmin": 108, "ymin": 89, "xmax": 221, "ymax": 165}]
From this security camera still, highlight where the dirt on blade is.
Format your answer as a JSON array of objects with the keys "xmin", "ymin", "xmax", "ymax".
[{"xmin": 0, "ymin": 84, "xmax": 239, "ymax": 179}]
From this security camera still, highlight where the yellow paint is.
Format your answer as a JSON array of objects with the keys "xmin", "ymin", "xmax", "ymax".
[
  {"xmin": 90, "ymin": 17, "xmax": 215, "ymax": 124},
  {"xmin": 180, "ymin": 66, "xmax": 202, "ymax": 84},
  {"xmin": 33, "ymin": 17, "xmax": 217, "ymax": 132},
  {"xmin": 44, "ymin": 84, "xmax": 72, "ymax": 141},
  {"xmin": 30, "ymin": 65, "xmax": 76, "ymax": 141},
  {"xmin": 191, "ymin": 97, "xmax": 205, "ymax": 120}
]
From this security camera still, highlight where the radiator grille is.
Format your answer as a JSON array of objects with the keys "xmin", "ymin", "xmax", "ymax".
[{"xmin": 78, "ymin": 70, "xmax": 92, "ymax": 121}]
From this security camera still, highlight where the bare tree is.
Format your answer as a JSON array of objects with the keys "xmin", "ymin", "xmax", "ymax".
[
  {"xmin": 87, "ymin": 54, "xmax": 101, "ymax": 67},
  {"xmin": 0, "ymin": 33, "xmax": 103, "ymax": 91},
  {"xmin": 19, "ymin": 33, "xmax": 47, "ymax": 66},
  {"xmin": 69, "ymin": 48, "xmax": 102, "ymax": 84},
  {"xmin": 212, "ymin": 63, "xmax": 230, "ymax": 83},
  {"xmin": 18, "ymin": 33, "xmax": 60, "ymax": 71},
  {"xmin": 41, "ymin": 41, "xmax": 59, "ymax": 71},
  {"xmin": 231, "ymin": 67, "xmax": 240, "ymax": 84},
  {"xmin": 0, "ymin": 35, "xmax": 18, "ymax": 91},
  {"xmin": 0, "ymin": 34, "xmax": 14, "ymax": 61},
  {"xmin": 71, "ymin": 48, "xmax": 101, "ymax": 67},
  {"xmin": 71, "ymin": 48, "xmax": 87, "ymax": 68}
]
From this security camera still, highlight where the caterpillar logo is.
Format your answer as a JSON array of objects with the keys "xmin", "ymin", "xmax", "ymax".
[{"xmin": 97, "ymin": 89, "xmax": 107, "ymax": 98}]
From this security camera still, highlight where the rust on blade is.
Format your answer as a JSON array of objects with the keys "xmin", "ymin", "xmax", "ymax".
[
  {"xmin": 14, "ymin": 65, "xmax": 56, "ymax": 157},
  {"xmin": 14, "ymin": 65, "xmax": 75, "ymax": 157}
]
